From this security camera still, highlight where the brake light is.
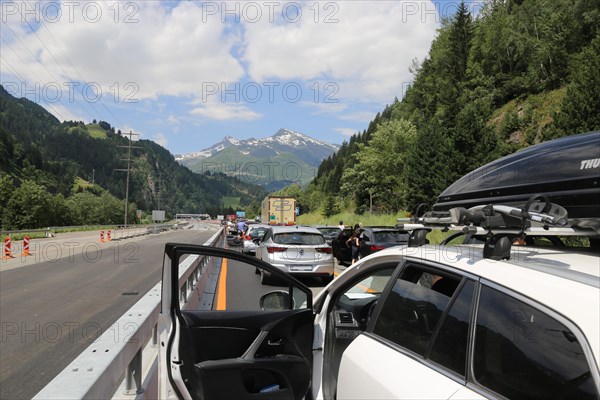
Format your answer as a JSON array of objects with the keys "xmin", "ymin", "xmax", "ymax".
[
  {"xmin": 267, "ymin": 247, "xmax": 287, "ymax": 253},
  {"xmin": 370, "ymin": 245, "xmax": 385, "ymax": 251},
  {"xmin": 316, "ymin": 247, "xmax": 332, "ymax": 253},
  {"xmin": 245, "ymin": 235, "xmax": 251, "ymax": 240}
]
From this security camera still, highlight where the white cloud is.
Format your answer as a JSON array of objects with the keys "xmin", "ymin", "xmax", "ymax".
[
  {"xmin": 241, "ymin": 1, "xmax": 438, "ymax": 102},
  {"xmin": 190, "ymin": 102, "xmax": 261, "ymax": 121},
  {"xmin": 1, "ymin": 1, "xmax": 245, "ymax": 100},
  {"xmin": 153, "ymin": 132, "xmax": 168, "ymax": 147},
  {"xmin": 42, "ymin": 102, "xmax": 87, "ymax": 122},
  {"xmin": 333, "ymin": 127, "xmax": 359, "ymax": 137}
]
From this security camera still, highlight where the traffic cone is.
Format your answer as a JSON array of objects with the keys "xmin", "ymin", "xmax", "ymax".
[
  {"xmin": 100, "ymin": 230, "xmax": 105, "ymax": 243},
  {"xmin": 2, "ymin": 237, "xmax": 14, "ymax": 259},
  {"xmin": 107, "ymin": 230, "xmax": 111, "ymax": 241},
  {"xmin": 20, "ymin": 236, "xmax": 31, "ymax": 256}
]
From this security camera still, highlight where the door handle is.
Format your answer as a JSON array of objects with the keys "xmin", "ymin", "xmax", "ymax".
[{"xmin": 268, "ymin": 338, "xmax": 283, "ymax": 346}]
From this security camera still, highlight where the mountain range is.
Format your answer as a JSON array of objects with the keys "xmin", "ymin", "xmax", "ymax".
[{"xmin": 176, "ymin": 129, "xmax": 339, "ymax": 190}]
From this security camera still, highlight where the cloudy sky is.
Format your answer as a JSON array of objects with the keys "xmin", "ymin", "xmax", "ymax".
[{"xmin": 0, "ymin": 0, "xmax": 477, "ymax": 154}]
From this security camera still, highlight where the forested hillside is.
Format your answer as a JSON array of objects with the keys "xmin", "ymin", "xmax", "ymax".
[
  {"xmin": 0, "ymin": 85, "xmax": 265, "ymax": 229},
  {"xmin": 300, "ymin": 0, "xmax": 600, "ymax": 214}
]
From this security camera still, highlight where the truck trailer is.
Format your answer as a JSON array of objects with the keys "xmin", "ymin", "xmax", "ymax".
[{"xmin": 261, "ymin": 196, "xmax": 297, "ymax": 225}]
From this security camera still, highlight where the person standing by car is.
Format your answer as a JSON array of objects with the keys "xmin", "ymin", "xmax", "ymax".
[
  {"xmin": 346, "ymin": 225, "xmax": 361, "ymax": 264},
  {"xmin": 338, "ymin": 221, "xmax": 345, "ymax": 230}
]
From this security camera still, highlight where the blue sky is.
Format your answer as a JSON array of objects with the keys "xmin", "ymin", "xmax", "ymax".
[{"xmin": 0, "ymin": 1, "xmax": 481, "ymax": 155}]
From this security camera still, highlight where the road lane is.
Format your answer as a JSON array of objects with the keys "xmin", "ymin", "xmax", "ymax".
[{"xmin": 0, "ymin": 227, "xmax": 215, "ymax": 400}]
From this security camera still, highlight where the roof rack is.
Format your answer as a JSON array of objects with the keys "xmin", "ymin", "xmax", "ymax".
[{"xmin": 396, "ymin": 196, "xmax": 599, "ymax": 260}]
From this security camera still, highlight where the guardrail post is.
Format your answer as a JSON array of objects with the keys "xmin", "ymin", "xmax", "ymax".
[{"xmin": 124, "ymin": 348, "xmax": 144, "ymax": 395}]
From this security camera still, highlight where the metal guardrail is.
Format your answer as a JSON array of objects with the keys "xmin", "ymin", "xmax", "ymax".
[{"xmin": 33, "ymin": 228, "xmax": 225, "ymax": 400}]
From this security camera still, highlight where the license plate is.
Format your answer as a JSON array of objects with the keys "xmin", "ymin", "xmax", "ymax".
[{"xmin": 290, "ymin": 265, "xmax": 312, "ymax": 271}]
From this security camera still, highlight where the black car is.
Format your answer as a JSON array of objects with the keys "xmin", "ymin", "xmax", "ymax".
[
  {"xmin": 332, "ymin": 226, "xmax": 410, "ymax": 265},
  {"xmin": 315, "ymin": 225, "xmax": 342, "ymax": 246}
]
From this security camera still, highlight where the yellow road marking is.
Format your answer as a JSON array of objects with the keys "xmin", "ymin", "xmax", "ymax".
[{"xmin": 215, "ymin": 258, "xmax": 228, "ymax": 310}]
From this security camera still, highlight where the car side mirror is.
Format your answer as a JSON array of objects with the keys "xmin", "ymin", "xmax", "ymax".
[
  {"xmin": 260, "ymin": 291, "xmax": 292, "ymax": 310},
  {"xmin": 252, "ymin": 238, "xmax": 261, "ymax": 244}
]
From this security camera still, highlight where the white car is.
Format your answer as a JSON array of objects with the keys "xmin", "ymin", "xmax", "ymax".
[
  {"xmin": 256, "ymin": 225, "xmax": 334, "ymax": 285},
  {"xmin": 158, "ymin": 228, "xmax": 600, "ymax": 400},
  {"xmin": 241, "ymin": 224, "xmax": 270, "ymax": 255}
]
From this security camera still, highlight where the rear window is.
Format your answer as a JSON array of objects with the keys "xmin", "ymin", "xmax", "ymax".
[
  {"xmin": 318, "ymin": 228, "xmax": 341, "ymax": 237},
  {"xmin": 373, "ymin": 231, "xmax": 409, "ymax": 243},
  {"xmin": 273, "ymin": 232, "xmax": 325, "ymax": 245},
  {"xmin": 249, "ymin": 227, "xmax": 268, "ymax": 239}
]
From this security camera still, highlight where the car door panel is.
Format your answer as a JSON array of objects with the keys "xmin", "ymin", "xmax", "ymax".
[
  {"xmin": 161, "ymin": 244, "xmax": 314, "ymax": 400},
  {"xmin": 338, "ymin": 334, "xmax": 464, "ymax": 399},
  {"xmin": 180, "ymin": 310, "xmax": 314, "ymax": 400}
]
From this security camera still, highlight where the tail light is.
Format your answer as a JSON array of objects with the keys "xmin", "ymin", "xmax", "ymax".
[
  {"xmin": 245, "ymin": 235, "xmax": 251, "ymax": 240},
  {"xmin": 370, "ymin": 245, "xmax": 385, "ymax": 251},
  {"xmin": 267, "ymin": 247, "xmax": 287, "ymax": 253},
  {"xmin": 316, "ymin": 247, "xmax": 332, "ymax": 254}
]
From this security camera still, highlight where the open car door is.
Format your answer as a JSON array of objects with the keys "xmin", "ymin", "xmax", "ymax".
[{"xmin": 159, "ymin": 243, "xmax": 314, "ymax": 400}]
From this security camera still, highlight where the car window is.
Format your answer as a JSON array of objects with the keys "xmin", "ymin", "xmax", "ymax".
[
  {"xmin": 372, "ymin": 265, "xmax": 460, "ymax": 356},
  {"xmin": 373, "ymin": 231, "xmax": 409, "ymax": 243},
  {"xmin": 473, "ymin": 286, "xmax": 597, "ymax": 400},
  {"xmin": 273, "ymin": 232, "xmax": 325, "ymax": 245},
  {"xmin": 249, "ymin": 227, "xmax": 268, "ymax": 239},
  {"xmin": 427, "ymin": 279, "xmax": 475, "ymax": 376}
]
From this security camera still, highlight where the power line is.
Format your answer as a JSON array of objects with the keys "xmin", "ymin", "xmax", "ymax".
[
  {"xmin": 0, "ymin": 55, "xmax": 67, "ymax": 121},
  {"xmin": 115, "ymin": 131, "xmax": 141, "ymax": 227},
  {"xmin": 1, "ymin": 23, "xmax": 95, "ymax": 121}
]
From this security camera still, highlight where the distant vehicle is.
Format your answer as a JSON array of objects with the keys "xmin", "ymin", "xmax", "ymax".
[
  {"xmin": 241, "ymin": 224, "xmax": 270, "ymax": 256},
  {"xmin": 332, "ymin": 227, "xmax": 410, "ymax": 264},
  {"xmin": 261, "ymin": 196, "xmax": 296, "ymax": 225},
  {"xmin": 256, "ymin": 225, "xmax": 334, "ymax": 284},
  {"xmin": 315, "ymin": 225, "xmax": 342, "ymax": 246}
]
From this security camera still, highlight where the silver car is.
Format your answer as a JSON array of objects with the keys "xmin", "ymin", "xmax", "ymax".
[
  {"xmin": 242, "ymin": 224, "xmax": 270, "ymax": 255},
  {"xmin": 257, "ymin": 225, "xmax": 334, "ymax": 285}
]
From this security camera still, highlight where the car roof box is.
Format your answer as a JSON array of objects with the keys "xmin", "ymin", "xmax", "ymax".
[{"xmin": 433, "ymin": 131, "xmax": 600, "ymax": 226}]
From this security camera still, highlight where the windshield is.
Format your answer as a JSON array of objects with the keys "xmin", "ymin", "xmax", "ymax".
[{"xmin": 274, "ymin": 232, "xmax": 326, "ymax": 245}]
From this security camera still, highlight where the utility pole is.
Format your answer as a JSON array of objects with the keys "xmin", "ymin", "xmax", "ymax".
[{"xmin": 116, "ymin": 131, "xmax": 141, "ymax": 227}]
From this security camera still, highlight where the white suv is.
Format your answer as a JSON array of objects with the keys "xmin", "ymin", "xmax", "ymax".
[{"xmin": 158, "ymin": 230, "xmax": 599, "ymax": 400}]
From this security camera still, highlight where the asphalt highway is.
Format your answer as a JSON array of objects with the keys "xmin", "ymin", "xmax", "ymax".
[{"xmin": 0, "ymin": 226, "xmax": 215, "ymax": 400}]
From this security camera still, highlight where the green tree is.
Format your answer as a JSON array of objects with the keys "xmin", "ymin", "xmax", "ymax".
[
  {"xmin": 341, "ymin": 119, "xmax": 417, "ymax": 212},
  {"xmin": 322, "ymin": 195, "xmax": 339, "ymax": 218},
  {"xmin": 4, "ymin": 180, "xmax": 53, "ymax": 229},
  {"xmin": 550, "ymin": 34, "xmax": 600, "ymax": 138}
]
